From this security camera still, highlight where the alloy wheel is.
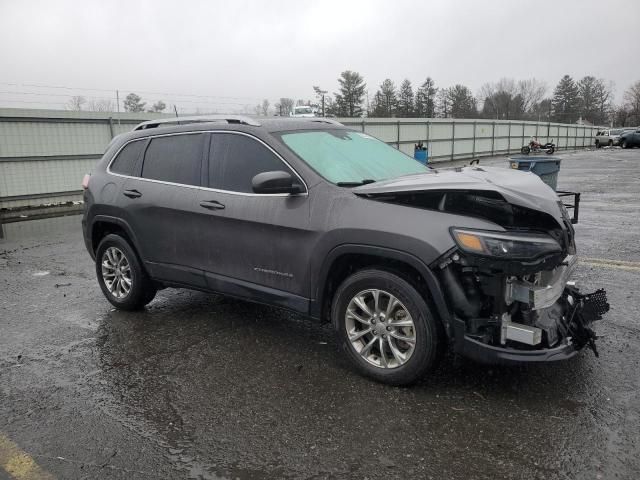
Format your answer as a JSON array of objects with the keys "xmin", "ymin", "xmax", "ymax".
[
  {"xmin": 344, "ymin": 289, "xmax": 416, "ymax": 369},
  {"xmin": 101, "ymin": 246, "xmax": 132, "ymax": 299}
]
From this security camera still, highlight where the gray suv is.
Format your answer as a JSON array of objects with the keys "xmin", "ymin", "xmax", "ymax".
[{"xmin": 82, "ymin": 116, "xmax": 608, "ymax": 385}]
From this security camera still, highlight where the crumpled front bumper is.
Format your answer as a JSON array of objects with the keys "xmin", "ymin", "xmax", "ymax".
[{"xmin": 453, "ymin": 286, "xmax": 610, "ymax": 365}]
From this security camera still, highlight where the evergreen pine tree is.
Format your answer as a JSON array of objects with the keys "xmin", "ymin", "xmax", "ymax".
[
  {"xmin": 551, "ymin": 75, "xmax": 581, "ymax": 123},
  {"xmin": 415, "ymin": 77, "xmax": 437, "ymax": 117},
  {"xmin": 333, "ymin": 70, "xmax": 366, "ymax": 117},
  {"xmin": 397, "ymin": 79, "xmax": 415, "ymax": 117}
]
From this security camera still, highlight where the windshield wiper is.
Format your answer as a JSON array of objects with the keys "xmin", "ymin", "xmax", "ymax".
[{"xmin": 336, "ymin": 179, "xmax": 377, "ymax": 187}]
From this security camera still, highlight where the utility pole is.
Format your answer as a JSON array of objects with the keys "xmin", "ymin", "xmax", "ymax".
[
  {"xmin": 313, "ymin": 86, "xmax": 328, "ymax": 117},
  {"xmin": 115, "ymin": 90, "xmax": 121, "ymax": 126}
]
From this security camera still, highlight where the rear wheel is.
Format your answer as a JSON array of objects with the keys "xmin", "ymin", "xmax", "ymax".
[
  {"xmin": 332, "ymin": 269, "xmax": 444, "ymax": 386},
  {"xmin": 595, "ymin": 140, "xmax": 601, "ymax": 148},
  {"xmin": 521, "ymin": 146, "xmax": 530, "ymax": 155},
  {"xmin": 608, "ymin": 140, "xmax": 613, "ymax": 147},
  {"xmin": 95, "ymin": 234, "xmax": 156, "ymax": 310}
]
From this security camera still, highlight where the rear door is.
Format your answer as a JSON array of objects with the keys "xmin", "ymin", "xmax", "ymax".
[
  {"xmin": 117, "ymin": 132, "xmax": 207, "ymax": 287},
  {"xmin": 196, "ymin": 132, "xmax": 314, "ymax": 305}
]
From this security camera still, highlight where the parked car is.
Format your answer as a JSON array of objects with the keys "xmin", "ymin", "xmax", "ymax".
[
  {"xmin": 619, "ymin": 128, "xmax": 640, "ymax": 149},
  {"xmin": 594, "ymin": 128, "xmax": 625, "ymax": 147},
  {"xmin": 291, "ymin": 105, "xmax": 317, "ymax": 117},
  {"xmin": 82, "ymin": 116, "xmax": 608, "ymax": 385}
]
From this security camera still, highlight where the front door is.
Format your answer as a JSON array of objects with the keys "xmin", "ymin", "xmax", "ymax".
[{"xmin": 196, "ymin": 132, "xmax": 315, "ymax": 306}]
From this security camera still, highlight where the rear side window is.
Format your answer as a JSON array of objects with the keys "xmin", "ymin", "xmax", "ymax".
[
  {"xmin": 208, "ymin": 133, "xmax": 293, "ymax": 193},
  {"xmin": 110, "ymin": 140, "xmax": 145, "ymax": 175},
  {"xmin": 141, "ymin": 134, "xmax": 204, "ymax": 186}
]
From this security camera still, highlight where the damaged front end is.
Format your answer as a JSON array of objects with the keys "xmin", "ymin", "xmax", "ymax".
[
  {"xmin": 354, "ymin": 166, "xmax": 610, "ymax": 364},
  {"xmin": 437, "ymin": 242, "xmax": 609, "ymax": 364},
  {"xmin": 429, "ymin": 192, "xmax": 609, "ymax": 363}
]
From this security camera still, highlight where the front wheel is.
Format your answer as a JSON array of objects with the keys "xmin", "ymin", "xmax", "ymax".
[
  {"xmin": 621, "ymin": 140, "xmax": 628, "ymax": 149},
  {"xmin": 595, "ymin": 140, "xmax": 601, "ymax": 148},
  {"xmin": 521, "ymin": 146, "xmax": 530, "ymax": 155},
  {"xmin": 547, "ymin": 146, "xmax": 555, "ymax": 154},
  {"xmin": 608, "ymin": 140, "xmax": 613, "ymax": 147},
  {"xmin": 332, "ymin": 269, "xmax": 444, "ymax": 385},
  {"xmin": 95, "ymin": 234, "xmax": 157, "ymax": 310}
]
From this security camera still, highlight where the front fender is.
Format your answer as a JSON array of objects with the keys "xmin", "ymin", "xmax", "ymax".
[{"xmin": 311, "ymin": 243, "xmax": 453, "ymax": 336}]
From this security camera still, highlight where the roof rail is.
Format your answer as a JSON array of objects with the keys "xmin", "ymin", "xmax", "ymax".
[
  {"xmin": 133, "ymin": 115, "xmax": 261, "ymax": 131},
  {"xmin": 308, "ymin": 118, "xmax": 343, "ymax": 126}
]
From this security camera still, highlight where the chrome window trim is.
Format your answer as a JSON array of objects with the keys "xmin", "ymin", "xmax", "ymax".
[{"xmin": 106, "ymin": 130, "xmax": 309, "ymax": 197}]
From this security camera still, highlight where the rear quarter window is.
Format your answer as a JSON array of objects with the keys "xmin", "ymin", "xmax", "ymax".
[{"xmin": 110, "ymin": 140, "xmax": 145, "ymax": 176}]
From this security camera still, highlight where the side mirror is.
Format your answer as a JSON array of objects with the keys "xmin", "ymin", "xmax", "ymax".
[{"xmin": 252, "ymin": 171, "xmax": 303, "ymax": 194}]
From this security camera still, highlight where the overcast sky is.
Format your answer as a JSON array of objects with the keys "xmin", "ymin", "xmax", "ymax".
[{"xmin": 1, "ymin": 0, "xmax": 638, "ymax": 112}]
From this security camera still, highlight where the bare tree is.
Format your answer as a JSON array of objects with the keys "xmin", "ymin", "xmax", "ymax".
[
  {"xmin": 479, "ymin": 78, "xmax": 545, "ymax": 120},
  {"xmin": 517, "ymin": 78, "xmax": 547, "ymax": 113},
  {"xmin": 623, "ymin": 80, "xmax": 640, "ymax": 126},
  {"xmin": 87, "ymin": 99, "xmax": 115, "ymax": 112},
  {"xmin": 66, "ymin": 95, "xmax": 86, "ymax": 111},
  {"xmin": 278, "ymin": 98, "xmax": 295, "ymax": 116},
  {"xmin": 261, "ymin": 99, "xmax": 270, "ymax": 116},
  {"xmin": 436, "ymin": 88, "xmax": 451, "ymax": 118}
]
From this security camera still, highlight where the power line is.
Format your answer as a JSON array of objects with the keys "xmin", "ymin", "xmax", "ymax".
[{"xmin": 0, "ymin": 81, "xmax": 267, "ymax": 102}]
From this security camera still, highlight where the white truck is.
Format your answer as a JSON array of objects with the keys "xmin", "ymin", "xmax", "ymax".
[{"xmin": 291, "ymin": 105, "xmax": 317, "ymax": 117}]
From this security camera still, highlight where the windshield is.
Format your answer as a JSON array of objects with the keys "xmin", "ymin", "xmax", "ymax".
[
  {"xmin": 295, "ymin": 107, "xmax": 313, "ymax": 114},
  {"xmin": 277, "ymin": 130, "xmax": 429, "ymax": 184},
  {"xmin": 611, "ymin": 129, "xmax": 622, "ymax": 135}
]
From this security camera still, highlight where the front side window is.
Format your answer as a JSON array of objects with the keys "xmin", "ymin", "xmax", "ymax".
[
  {"xmin": 208, "ymin": 133, "xmax": 294, "ymax": 193},
  {"xmin": 141, "ymin": 134, "xmax": 204, "ymax": 186},
  {"xmin": 110, "ymin": 139, "xmax": 145, "ymax": 176},
  {"xmin": 277, "ymin": 129, "xmax": 429, "ymax": 184}
]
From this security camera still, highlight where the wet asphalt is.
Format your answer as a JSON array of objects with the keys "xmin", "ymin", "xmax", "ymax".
[{"xmin": 1, "ymin": 148, "xmax": 639, "ymax": 480}]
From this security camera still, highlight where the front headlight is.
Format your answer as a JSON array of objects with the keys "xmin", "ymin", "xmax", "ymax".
[{"xmin": 451, "ymin": 228, "xmax": 562, "ymax": 259}]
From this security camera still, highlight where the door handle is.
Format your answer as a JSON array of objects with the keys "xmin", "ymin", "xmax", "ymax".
[
  {"xmin": 199, "ymin": 200, "xmax": 225, "ymax": 210},
  {"xmin": 123, "ymin": 189, "xmax": 142, "ymax": 199}
]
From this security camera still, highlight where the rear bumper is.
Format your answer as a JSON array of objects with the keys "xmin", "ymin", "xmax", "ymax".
[{"xmin": 81, "ymin": 216, "xmax": 95, "ymax": 260}]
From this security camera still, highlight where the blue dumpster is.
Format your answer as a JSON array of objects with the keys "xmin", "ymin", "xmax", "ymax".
[
  {"xmin": 414, "ymin": 142, "xmax": 428, "ymax": 164},
  {"xmin": 508, "ymin": 156, "xmax": 561, "ymax": 190}
]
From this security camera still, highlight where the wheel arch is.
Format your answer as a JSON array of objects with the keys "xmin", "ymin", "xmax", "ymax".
[
  {"xmin": 90, "ymin": 215, "xmax": 143, "ymax": 260},
  {"xmin": 312, "ymin": 244, "xmax": 452, "ymax": 336}
]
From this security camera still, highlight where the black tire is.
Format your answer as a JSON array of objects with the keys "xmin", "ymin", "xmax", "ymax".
[
  {"xmin": 608, "ymin": 140, "xmax": 613, "ymax": 147},
  {"xmin": 331, "ymin": 269, "xmax": 444, "ymax": 386},
  {"xmin": 595, "ymin": 140, "xmax": 601, "ymax": 148},
  {"xmin": 95, "ymin": 234, "xmax": 156, "ymax": 310},
  {"xmin": 547, "ymin": 146, "xmax": 555, "ymax": 154},
  {"xmin": 621, "ymin": 140, "xmax": 628, "ymax": 149},
  {"xmin": 521, "ymin": 146, "xmax": 530, "ymax": 155}
]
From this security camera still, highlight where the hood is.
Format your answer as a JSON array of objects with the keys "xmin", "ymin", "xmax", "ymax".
[{"xmin": 353, "ymin": 166, "xmax": 563, "ymax": 222}]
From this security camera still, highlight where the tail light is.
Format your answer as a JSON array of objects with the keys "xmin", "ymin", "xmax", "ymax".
[{"xmin": 82, "ymin": 174, "xmax": 91, "ymax": 190}]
